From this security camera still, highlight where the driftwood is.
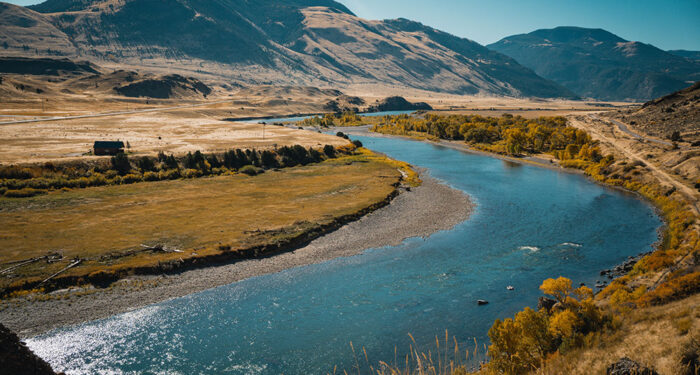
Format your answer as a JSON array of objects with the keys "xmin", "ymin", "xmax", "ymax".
[
  {"xmin": 0, "ymin": 252, "xmax": 63, "ymax": 275},
  {"xmin": 140, "ymin": 244, "xmax": 183, "ymax": 253},
  {"xmin": 39, "ymin": 259, "xmax": 82, "ymax": 285},
  {"xmin": 0, "ymin": 258, "xmax": 43, "ymax": 275}
]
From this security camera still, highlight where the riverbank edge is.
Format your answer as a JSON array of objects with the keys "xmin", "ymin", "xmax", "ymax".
[
  {"xmin": 1, "ymin": 170, "xmax": 473, "ymax": 337},
  {"xmin": 350, "ymin": 127, "xmax": 672, "ymax": 289}
]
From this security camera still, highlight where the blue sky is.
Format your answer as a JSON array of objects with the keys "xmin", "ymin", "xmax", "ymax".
[
  {"xmin": 337, "ymin": 0, "xmax": 700, "ymax": 50},
  {"xmin": 6, "ymin": 0, "xmax": 700, "ymax": 50}
]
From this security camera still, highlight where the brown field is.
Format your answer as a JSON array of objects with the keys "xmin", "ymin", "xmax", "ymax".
[
  {"xmin": 0, "ymin": 108, "xmax": 347, "ymax": 164},
  {"xmin": 0, "ymin": 152, "xmax": 401, "ymax": 291}
]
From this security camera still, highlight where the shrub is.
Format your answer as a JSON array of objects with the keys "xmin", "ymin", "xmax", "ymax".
[
  {"xmin": 143, "ymin": 171, "xmax": 159, "ymax": 181},
  {"xmin": 183, "ymin": 168, "xmax": 201, "ymax": 179},
  {"xmin": 638, "ymin": 272, "xmax": 700, "ymax": 306},
  {"xmin": 75, "ymin": 177, "xmax": 90, "ymax": 188},
  {"xmin": 88, "ymin": 173, "xmax": 108, "ymax": 187},
  {"xmin": 323, "ymin": 145, "xmax": 335, "ymax": 157},
  {"xmin": 239, "ymin": 165, "xmax": 261, "ymax": 176},
  {"xmin": 260, "ymin": 150, "xmax": 278, "ymax": 169},
  {"xmin": 0, "ymin": 187, "xmax": 5, "ymax": 195},
  {"xmin": 0, "ymin": 165, "xmax": 34, "ymax": 179},
  {"xmin": 137, "ymin": 156, "xmax": 156, "ymax": 172},
  {"xmin": 352, "ymin": 140, "xmax": 363, "ymax": 148},
  {"xmin": 163, "ymin": 154, "xmax": 179, "ymax": 169},
  {"xmin": 3, "ymin": 188, "xmax": 48, "ymax": 198},
  {"xmin": 110, "ymin": 153, "xmax": 131, "ymax": 176},
  {"xmin": 159, "ymin": 169, "xmax": 180, "ymax": 180},
  {"xmin": 121, "ymin": 173, "xmax": 143, "ymax": 184},
  {"xmin": 677, "ymin": 337, "xmax": 699, "ymax": 375}
]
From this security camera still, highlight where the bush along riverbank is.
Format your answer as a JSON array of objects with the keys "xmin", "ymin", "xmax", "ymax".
[{"xmin": 368, "ymin": 113, "xmax": 699, "ymax": 374}]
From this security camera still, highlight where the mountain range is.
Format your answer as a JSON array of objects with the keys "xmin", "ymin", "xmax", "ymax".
[
  {"xmin": 1, "ymin": 1, "xmax": 698, "ymax": 101},
  {"xmin": 0, "ymin": 0, "xmax": 575, "ymax": 98},
  {"xmin": 488, "ymin": 26, "xmax": 700, "ymax": 101}
]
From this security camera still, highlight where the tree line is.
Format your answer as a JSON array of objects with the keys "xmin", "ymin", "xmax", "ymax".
[
  {"xmin": 371, "ymin": 113, "xmax": 606, "ymax": 162},
  {"xmin": 0, "ymin": 144, "xmax": 344, "ymax": 197}
]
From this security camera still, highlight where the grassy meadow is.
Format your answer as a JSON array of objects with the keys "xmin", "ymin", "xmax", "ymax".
[{"xmin": 0, "ymin": 151, "xmax": 404, "ymax": 292}]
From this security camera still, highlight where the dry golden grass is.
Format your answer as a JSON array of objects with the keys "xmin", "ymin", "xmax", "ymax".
[
  {"xmin": 0, "ymin": 152, "xmax": 402, "ymax": 290},
  {"xmin": 0, "ymin": 108, "xmax": 347, "ymax": 164},
  {"xmin": 536, "ymin": 293, "xmax": 700, "ymax": 375}
]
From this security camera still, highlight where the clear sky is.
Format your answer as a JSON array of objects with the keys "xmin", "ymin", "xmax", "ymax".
[
  {"xmin": 338, "ymin": 0, "xmax": 700, "ymax": 50},
  {"xmin": 6, "ymin": 0, "xmax": 700, "ymax": 50}
]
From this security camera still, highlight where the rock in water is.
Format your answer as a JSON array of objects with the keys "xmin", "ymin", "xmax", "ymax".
[
  {"xmin": 477, "ymin": 299, "xmax": 489, "ymax": 305},
  {"xmin": 606, "ymin": 357, "xmax": 659, "ymax": 375}
]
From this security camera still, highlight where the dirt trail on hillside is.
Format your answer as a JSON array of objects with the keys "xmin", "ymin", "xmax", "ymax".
[{"xmin": 570, "ymin": 114, "xmax": 699, "ymax": 215}]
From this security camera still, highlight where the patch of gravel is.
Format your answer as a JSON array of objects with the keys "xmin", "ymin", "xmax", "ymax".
[{"xmin": 1, "ymin": 172, "xmax": 473, "ymax": 337}]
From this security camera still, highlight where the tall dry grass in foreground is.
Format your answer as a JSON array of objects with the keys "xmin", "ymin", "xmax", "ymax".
[{"xmin": 335, "ymin": 331, "xmax": 487, "ymax": 375}]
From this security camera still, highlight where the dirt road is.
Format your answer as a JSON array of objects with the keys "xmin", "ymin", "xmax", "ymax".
[{"xmin": 570, "ymin": 114, "xmax": 699, "ymax": 214}]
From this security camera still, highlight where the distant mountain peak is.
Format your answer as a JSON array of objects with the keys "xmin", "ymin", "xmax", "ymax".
[{"xmin": 488, "ymin": 26, "xmax": 700, "ymax": 101}]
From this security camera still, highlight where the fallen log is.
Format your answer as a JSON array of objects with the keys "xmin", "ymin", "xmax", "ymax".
[
  {"xmin": 0, "ymin": 257, "xmax": 43, "ymax": 275},
  {"xmin": 39, "ymin": 259, "xmax": 82, "ymax": 285}
]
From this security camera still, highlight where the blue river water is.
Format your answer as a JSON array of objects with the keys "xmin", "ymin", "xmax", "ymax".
[{"xmin": 27, "ymin": 135, "xmax": 662, "ymax": 374}]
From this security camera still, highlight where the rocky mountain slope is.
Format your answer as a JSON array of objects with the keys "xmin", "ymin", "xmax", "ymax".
[
  {"xmin": 613, "ymin": 81, "xmax": 700, "ymax": 140},
  {"xmin": 488, "ymin": 26, "xmax": 700, "ymax": 101},
  {"xmin": 0, "ymin": 0, "xmax": 575, "ymax": 98},
  {"xmin": 0, "ymin": 56, "xmax": 212, "ymax": 99}
]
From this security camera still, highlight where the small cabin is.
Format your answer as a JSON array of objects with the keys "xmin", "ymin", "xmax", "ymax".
[{"xmin": 93, "ymin": 141, "xmax": 125, "ymax": 156}]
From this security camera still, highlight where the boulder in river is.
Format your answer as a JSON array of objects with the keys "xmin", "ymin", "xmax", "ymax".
[{"xmin": 477, "ymin": 299, "xmax": 489, "ymax": 305}]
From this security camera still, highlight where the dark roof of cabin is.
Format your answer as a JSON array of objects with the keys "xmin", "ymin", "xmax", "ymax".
[{"xmin": 93, "ymin": 141, "xmax": 125, "ymax": 148}]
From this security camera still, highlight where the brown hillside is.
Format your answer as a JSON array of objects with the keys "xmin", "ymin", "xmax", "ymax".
[{"xmin": 615, "ymin": 82, "xmax": 700, "ymax": 140}]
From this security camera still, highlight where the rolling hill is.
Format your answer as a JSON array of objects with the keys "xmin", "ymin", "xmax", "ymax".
[
  {"xmin": 615, "ymin": 81, "xmax": 700, "ymax": 139},
  {"xmin": 668, "ymin": 49, "xmax": 700, "ymax": 61},
  {"xmin": 0, "ymin": 0, "xmax": 575, "ymax": 98},
  {"xmin": 488, "ymin": 26, "xmax": 700, "ymax": 101}
]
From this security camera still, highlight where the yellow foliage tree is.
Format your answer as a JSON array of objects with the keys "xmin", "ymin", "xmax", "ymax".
[
  {"xmin": 539, "ymin": 276, "xmax": 573, "ymax": 304},
  {"xmin": 548, "ymin": 310, "xmax": 580, "ymax": 338}
]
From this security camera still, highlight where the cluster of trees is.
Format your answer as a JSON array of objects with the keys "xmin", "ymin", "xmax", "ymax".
[
  {"xmin": 299, "ymin": 111, "xmax": 363, "ymax": 127},
  {"xmin": 487, "ymin": 277, "xmax": 609, "ymax": 374},
  {"xmin": 372, "ymin": 114, "xmax": 603, "ymax": 159},
  {"xmin": 123, "ymin": 145, "xmax": 338, "ymax": 176},
  {"xmin": 0, "ymin": 144, "xmax": 343, "ymax": 197}
]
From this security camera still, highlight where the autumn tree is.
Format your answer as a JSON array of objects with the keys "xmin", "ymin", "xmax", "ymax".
[
  {"xmin": 539, "ymin": 276, "xmax": 573, "ymax": 304},
  {"xmin": 505, "ymin": 128, "xmax": 527, "ymax": 155}
]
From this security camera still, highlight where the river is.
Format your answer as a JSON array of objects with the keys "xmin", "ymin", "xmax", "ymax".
[{"xmin": 27, "ymin": 134, "xmax": 662, "ymax": 374}]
